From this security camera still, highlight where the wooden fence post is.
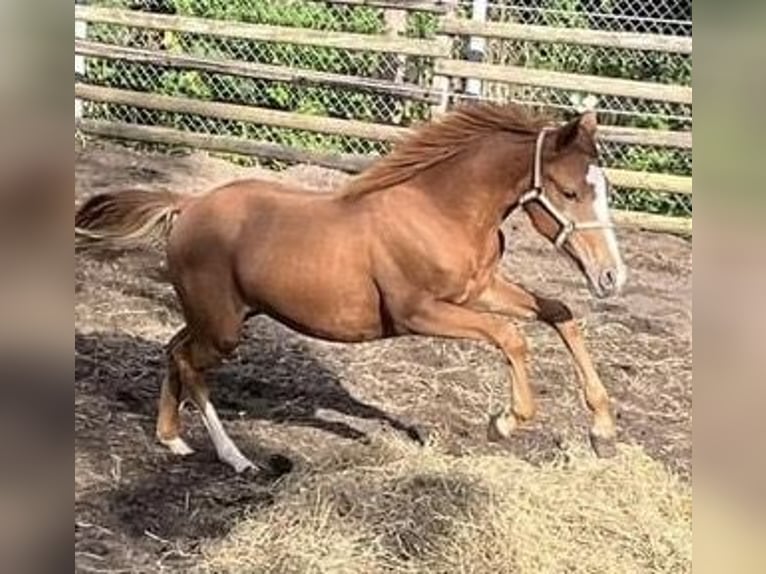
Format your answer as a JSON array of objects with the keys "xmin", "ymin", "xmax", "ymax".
[
  {"xmin": 384, "ymin": 7, "xmax": 407, "ymax": 85},
  {"xmin": 430, "ymin": 0, "xmax": 457, "ymax": 117},
  {"xmin": 383, "ymin": 5, "xmax": 408, "ymax": 124},
  {"xmin": 464, "ymin": 0, "xmax": 487, "ymax": 98},
  {"xmin": 75, "ymin": 0, "xmax": 88, "ymax": 119}
]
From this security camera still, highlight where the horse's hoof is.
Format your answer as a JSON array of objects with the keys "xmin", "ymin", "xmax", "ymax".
[
  {"xmin": 487, "ymin": 410, "xmax": 516, "ymax": 442},
  {"xmin": 222, "ymin": 450, "xmax": 259, "ymax": 474},
  {"xmin": 160, "ymin": 436, "xmax": 195, "ymax": 456},
  {"xmin": 589, "ymin": 432, "xmax": 617, "ymax": 458},
  {"xmin": 406, "ymin": 424, "xmax": 430, "ymax": 446},
  {"xmin": 232, "ymin": 458, "xmax": 258, "ymax": 474}
]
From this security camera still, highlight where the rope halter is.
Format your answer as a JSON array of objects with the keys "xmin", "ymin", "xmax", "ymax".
[{"xmin": 513, "ymin": 127, "xmax": 614, "ymax": 250}]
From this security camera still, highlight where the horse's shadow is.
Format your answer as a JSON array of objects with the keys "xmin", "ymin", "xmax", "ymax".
[
  {"xmin": 213, "ymin": 344, "xmax": 412, "ymax": 444},
  {"xmin": 75, "ymin": 324, "xmax": 422, "ymax": 461}
]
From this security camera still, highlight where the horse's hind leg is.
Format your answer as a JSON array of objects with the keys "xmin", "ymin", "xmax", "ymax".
[
  {"xmin": 156, "ymin": 327, "xmax": 194, "ymax": 455},
  {"xmin": 171, "ymin": 331, "xmax": 257, "ymax": 473},
  {"xmin": 156, "ymin": 261, "xmax": 256, "ymax": 471}
]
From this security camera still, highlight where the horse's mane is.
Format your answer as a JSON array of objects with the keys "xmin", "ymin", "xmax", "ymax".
[{"xmin": 339, "ymin": 102, "xmax": 555, "ymax": 197}]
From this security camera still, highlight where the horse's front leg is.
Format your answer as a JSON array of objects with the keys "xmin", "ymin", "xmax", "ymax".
[
  {"xmin": 470, "ymin": 273, "xmax": 617, "ymax": 457},
  {"xmin": 400, "ymin": 298, "xmax": 535, "ymax": 440}
]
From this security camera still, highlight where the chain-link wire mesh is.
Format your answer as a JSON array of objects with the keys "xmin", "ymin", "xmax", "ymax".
[
  {"xmin": 78, "ymin": 0, "xmax": 691, "ymax": 218},
  {"xmin": 450, "ymin": 0, "xmax": 692, "ymax": 217}
]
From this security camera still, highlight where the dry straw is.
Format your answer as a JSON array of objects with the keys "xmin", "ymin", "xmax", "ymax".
[{"xmin": 198, "ymin": 438, "xmax": 691, "ymax": 574}]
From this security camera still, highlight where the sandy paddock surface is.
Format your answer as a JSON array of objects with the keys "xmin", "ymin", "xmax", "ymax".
[{"xmin": 75, "ymin": 141, "xmax": 691, "ymax": 573}]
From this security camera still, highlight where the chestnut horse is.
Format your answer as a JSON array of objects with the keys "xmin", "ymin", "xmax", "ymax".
[{"xmin": 76, "ymin": 103, "xmax": 627, "ymax": 472}]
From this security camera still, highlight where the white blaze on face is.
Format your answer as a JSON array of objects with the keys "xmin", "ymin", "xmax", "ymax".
[{"xmin": 585, "ymin": 164, "xmax": 627, "ymax": 289}]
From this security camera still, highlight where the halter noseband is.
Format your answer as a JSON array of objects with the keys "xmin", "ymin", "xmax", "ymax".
[{"xmin": 512, "ymin": 127, "xmax": 613, "ymax": 249}]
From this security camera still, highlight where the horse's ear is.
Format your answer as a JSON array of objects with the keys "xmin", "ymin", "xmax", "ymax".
[
  {"xmin": 555, "ymin": 112, "xmax": 598, "ymax": 150},
  {"xmin": 578, "ymin": 111, "xmax": 598, "ymax": 138},
  {"xmin": 555, "ymin": 116, "xmax": 581, "ymax": 150}
]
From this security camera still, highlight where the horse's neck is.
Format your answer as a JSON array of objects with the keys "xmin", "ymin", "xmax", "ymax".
[{"xmin": 415, "ymin": 134, "xmax": 532, "ymax": 235}]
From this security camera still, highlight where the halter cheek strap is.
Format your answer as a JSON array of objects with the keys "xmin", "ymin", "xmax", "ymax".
[{"xmin": 512, "ymin": 127, "xmax": 613, "ymax": 250}]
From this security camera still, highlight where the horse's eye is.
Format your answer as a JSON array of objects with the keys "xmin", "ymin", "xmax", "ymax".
[{"xmin": 562, "ymin": 189, "xmax": 578, "ymax": 200}]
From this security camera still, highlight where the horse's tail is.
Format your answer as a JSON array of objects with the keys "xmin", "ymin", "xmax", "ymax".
[{"xmin": 75, "ymin": 189, "xmax": 192, "ymax": 251}]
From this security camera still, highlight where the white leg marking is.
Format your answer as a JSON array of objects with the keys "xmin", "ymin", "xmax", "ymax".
[
  {"xmin": 201, "ymin": 401, "xmax": 256, "ymax": 473},
  {"xmin": 487, "ymin": 408, "xmax": 517, "ymax": 441},
  {"xmin": 160, "ymin": 436, "xmax": 195, "ymax": 456},
  {"xmin": 586, "ymin": 165, "xmax": 627, "ymax": 289}
]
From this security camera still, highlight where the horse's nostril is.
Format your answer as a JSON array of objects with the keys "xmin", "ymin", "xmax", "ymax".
[{"xmin": 599, "ymin": 269, "xmax": 617, "ymax": 291}]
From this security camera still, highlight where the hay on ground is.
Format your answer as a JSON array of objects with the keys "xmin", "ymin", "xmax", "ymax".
[{"xmin": 198, "ymin": 439, "xmax": 691, "ymax": 574}]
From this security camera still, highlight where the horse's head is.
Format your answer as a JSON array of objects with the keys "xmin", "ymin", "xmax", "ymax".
[{"xmin": 521, "ymin": 112, "xmax": 627, "ymax": 298}]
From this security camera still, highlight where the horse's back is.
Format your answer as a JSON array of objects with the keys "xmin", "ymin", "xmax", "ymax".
[{"xmin": 169, "ymin": 177, "xmax": 345, "ymax": 250}]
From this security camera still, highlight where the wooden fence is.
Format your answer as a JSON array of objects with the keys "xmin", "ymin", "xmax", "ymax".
[{"xmin": 75, "ymin": 1, "xmax": 692, "ymax": 234}]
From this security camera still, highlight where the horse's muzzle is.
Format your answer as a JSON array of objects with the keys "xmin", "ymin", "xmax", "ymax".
[{"xmin": 591, "ymin": 266, "xmax": 627, "ymax": 298}]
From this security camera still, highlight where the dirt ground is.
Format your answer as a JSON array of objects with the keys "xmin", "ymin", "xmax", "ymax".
[{"xmin": 74, "ymin": 141, "xmax": 692, "ymax": 573}]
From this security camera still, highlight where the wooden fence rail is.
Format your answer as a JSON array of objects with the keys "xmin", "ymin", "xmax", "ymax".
[
  {"xmin": 597, "ymin": 126, "xmax": 691, "ymax": 149},
  {"xmin": 75, "ymin": 40, "xmax": 439, "ymax": 103},
  {"xmin": 75, "ymin": 83, "xmax": 409, "ymax": 142},
  {"xmin": 435, "ymin": 59, "xmax": 693, "ymax": 105},
  {"xmin": 75, "ymin": 5, "xmax": 449, "ymax": 57},
  {"xmin": 441, "ymin": 18, "xmax": 692, "ymax": 54},
  {"xmin": 323, "ymin": 0, "xmax": 453, "ymax": 13},
  {"xmin": 79, "ymin": 118, "xmax": 373, "ymax": 172}
]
